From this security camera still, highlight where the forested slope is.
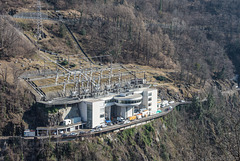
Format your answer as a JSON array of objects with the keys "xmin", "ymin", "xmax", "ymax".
[
  {"xmin": 1, "ymin": 92, "xmax": 239, "ymax": 161},
  {"xmin": 42, "ymin": 0, "xmax": 239, "ymax": 81},
  {"xmin": 1, "ymin": 0, "xmax": 239, "ymax": 80},
  {"xmin": 0, "ymin": 0, "xmax": 239, "ymax": 160}
]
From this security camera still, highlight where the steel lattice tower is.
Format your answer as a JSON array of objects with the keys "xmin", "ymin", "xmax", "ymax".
[{"xmin": 36, "ymin": 0, "xmax": 43, "ymax": 40}]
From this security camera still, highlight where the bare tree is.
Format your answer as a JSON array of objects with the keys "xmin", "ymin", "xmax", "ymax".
[{"xmin": 0, "ymin": 66, "xmax": 8, "ymax": 82}]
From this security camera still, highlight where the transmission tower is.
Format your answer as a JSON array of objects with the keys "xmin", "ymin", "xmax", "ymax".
[{"xmin": 36, "ymin": 0, "xmax": 43, "ymax": 40}]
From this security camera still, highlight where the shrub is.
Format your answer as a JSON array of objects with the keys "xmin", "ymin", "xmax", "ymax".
[
  {"xmin": 80, "ymin": 28, "xmax": 86, "ymax": 35},
  {"xmin": 60, "ymin": 59, "xmax": 68, "ymax": 66}
]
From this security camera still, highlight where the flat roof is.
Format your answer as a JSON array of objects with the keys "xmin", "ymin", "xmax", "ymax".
[
  {"xmin": 81, "ymin": 98, "xmax": 103, "ymax": 103},
  {"xmin": 38, "ymin": 86, "xmax": 156, "ymax": 106},
  {"xmin": 38, "ymin": 97, "xmax": 81, "ymax": 105},
  {"xmin": 114, "ymin": 94, "xmax": 142, "ymax": 100}
]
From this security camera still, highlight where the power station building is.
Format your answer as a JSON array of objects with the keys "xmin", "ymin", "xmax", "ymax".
[{"xmin": 38, "ymin": 85, "xmax": 157, "ymax": 129}]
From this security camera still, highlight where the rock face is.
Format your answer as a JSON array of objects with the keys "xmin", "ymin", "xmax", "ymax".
[
  {"xmin": 36, "ymin": 104, "xmax": 81, "ymax": 127},
  {"xmin": 48, "ymin": 112, "xmax": 64, "ymax": 127}
]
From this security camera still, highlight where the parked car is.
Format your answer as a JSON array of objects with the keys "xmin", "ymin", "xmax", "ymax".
[
  {"xmin": 165, "ymin": 108, "xmax": 169, "ymax": 112},
  {"xmin": 117, "ymin": 116, "xmax": 125, "ymax": 122},
  {"xmin": 70, "ymin": 132, "xmax": 77, "ymax": 136},
  {"xmin": 156, "ymin": 110, "xmax": 162, "ymax": 114},
  {"xmin": 107, "ymin": 122, "xmax": 113, "ymax": 126},
  {"xmin": 95, "ymin": 128, "xmax": 102, "ymax": 132},
  {"xmin": 101, "ymin": 124, "xmax": 107, "ymax": 128},
  {"xmin": 79, "ymin": 131, "xmax": 85, "ymax": 134},
  {"xmin": 181, "ymin": 100, "xmax": 185, "ymax": 103},
  {"xmin": 169, "ymin": 106, "xmax": 173, "ymax": 109},
  {"xmin": 169, "ymin": 100, "xmax": 175, "ymax": 104},
  {"xmin": 89, "ymin": 129, "xmax": 95, "ymax": 133},
  {"xmin": 124, "ymin": 120, "xmax": 130, "ymax": 124},
  {"xmin": 61, "ymin": 134, "xmax": 68, "ymax": 137}
]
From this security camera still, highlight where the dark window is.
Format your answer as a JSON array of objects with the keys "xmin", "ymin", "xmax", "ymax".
[
  {"xmin": 87, "ymin": 104, "xmax": 92, "ymax": 127},
  {"xmin": 100, "ymin": 114, "xmax": 104, "ymax": 118}
]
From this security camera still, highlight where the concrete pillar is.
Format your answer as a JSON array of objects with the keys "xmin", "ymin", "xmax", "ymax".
[
  {"xmin": 67, "ymin": 73, "xmax": 70, "ymax": 83},
  {"xmin": 109, "ymin": 107, "xmax": 111, "ymax": 120},
  {"xmin": 55, "ymin": 73, "xmax": 59, "ymax": 85}
]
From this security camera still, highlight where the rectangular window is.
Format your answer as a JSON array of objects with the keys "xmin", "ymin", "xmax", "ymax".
[
  {"xmin": 148, "ymin": 97, "xmax": 152, "ymax": 101},
  {"xmin": 148, "ymin": 103, "xmax": 152, "ymax": 107},
  {"xmin": 100, "ymin": 114, "xmax": 104, "ymax": 118},
  {"xmin": 87, "ymin": 104, "xmax": 92, "ymax": 128},
  {"xmin": 148, "ymin": 92, "xmax": 152, "ymax": 96}
]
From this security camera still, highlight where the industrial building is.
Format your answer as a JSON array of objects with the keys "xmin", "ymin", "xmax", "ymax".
[
  {"xmin": 38, "ymin": 84, "xmax": 157, "ymax": 130},
  {"xmin": 21, "ymin": 54, "xmax": 159, "ymax": 135}
]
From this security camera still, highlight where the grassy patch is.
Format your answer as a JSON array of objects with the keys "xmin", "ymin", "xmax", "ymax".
[
  {"xmin": 46, "ymin": 106, "xmax": 59, "ymax": 113},
  {"xmin": 118, "ymin": 128, "xmax": 135, "ymax": 141}
]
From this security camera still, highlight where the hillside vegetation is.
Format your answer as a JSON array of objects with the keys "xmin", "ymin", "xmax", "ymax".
[
  {"xmin": 42, "ymin": 0, "xmax": 239, "ymax": 81},
  {"xmin": 0, "ymin": 0, "xmax": 239, "ymax": 160},
  {"xmin": 1, "ymin": 92, "xmax": 239, "ymax": 161},
  {"xmin": 1, "ymin": 0, "xmax": 239, "ymax": 80}
]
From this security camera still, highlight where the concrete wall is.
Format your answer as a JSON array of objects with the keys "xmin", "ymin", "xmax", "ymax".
[
  {"xmin": 151, "ymin": 89, "xmax": 158, "ymax": 114},
  {"xmin": 92, "ymin": 100, "xmax": 105, "ymax": 128},
  {"xmin": 126, "ymin": 106, "xmax": 134, "ymax": 118},
  {"xmin": 58, "ymin": 104, "xmax": 81, "ymax": 120},
  {"xmin": 141, "ymin": 89, "xmax": 158, "ymax": 114}
]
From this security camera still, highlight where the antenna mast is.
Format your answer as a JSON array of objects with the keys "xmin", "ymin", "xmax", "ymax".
[{"xmin": 36, "ymin": 0, "xmax": 43, "ymax": 40}]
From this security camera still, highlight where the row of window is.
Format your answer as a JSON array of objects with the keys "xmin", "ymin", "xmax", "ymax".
[
  {"xmin": 105, "ymin": 99, "xmax": 115, "ymax": 103},
  {"xmin": 105, "ymin": 99, "xmax": 141, "ymax": 104},
  {"xmin": 116, "ymin": 99, "xmax": 142, "ymax": 104}
]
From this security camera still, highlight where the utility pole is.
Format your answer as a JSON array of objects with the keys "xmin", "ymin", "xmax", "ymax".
[{"xmin": 36, "ymin": 0, "xmax": 43, "ymax": 40}]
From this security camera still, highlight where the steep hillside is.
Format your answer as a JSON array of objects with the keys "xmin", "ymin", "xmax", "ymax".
[
  {"xmin": 0, "ymin": 80, "xmax": 35, "ymax": 136},
  {"xmin": 0, "ymin": 17, "xmax": 35, "ymax": 60},
  {"xmin": 1, "ymin": 92, "xmax": 239, "ymax": 161},
  {"xmin": 1, "ymin": 0, "xmax": 239, "ymax": 80},
  {"xmin": 40, "ymin": 0, "xmax": 239, "ymax": 80},
  {"xmin": 0, "ymin": 0, "xmax": 239, "ymax": 160}
]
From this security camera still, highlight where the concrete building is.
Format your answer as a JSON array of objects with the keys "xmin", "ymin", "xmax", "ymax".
[{"xmin": 38, "ymin": 85, "xmax": 158, "ymax": 129}]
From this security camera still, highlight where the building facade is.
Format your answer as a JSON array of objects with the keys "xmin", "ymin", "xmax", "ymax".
[{"xmin": 39, "ymin": 87, "xmax": 158, "ymax": 129}]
